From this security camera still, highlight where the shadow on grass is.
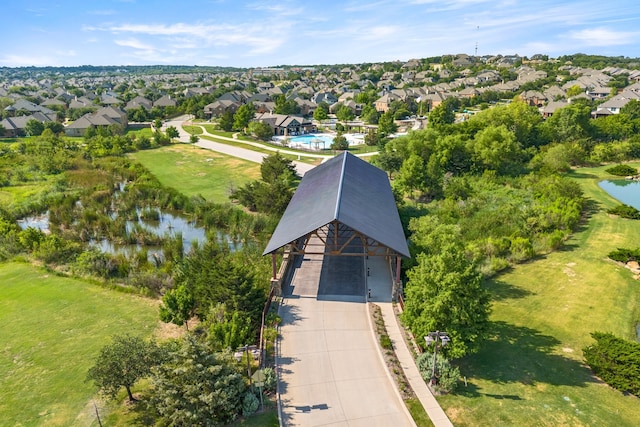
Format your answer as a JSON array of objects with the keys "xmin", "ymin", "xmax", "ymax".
[
  {"xmin": 457, "ymin": 321, "xmax": 595, "ymax": 396},
  {"xmin": 485, "ymin": 279, "xmax": 533, "ymax": 301}
]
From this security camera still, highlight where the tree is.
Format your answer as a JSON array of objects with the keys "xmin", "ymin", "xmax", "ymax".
[
  {"xmin": 361, "ymin": 105, "xmax": 380, "ymax": 124},
  {"xmin": 248, "ymin": 120, "xmax": 274, "ymax": 141},
  {"xmin": 25, "ymin": 119, "xmax": 44, "ymax": 136},
  {"xmin": 335, "ymin": 104, "xmax": 355, "ymax": 122},
  {"xmin": 231, "ymin": 152, "xmax": 299, "ymax": 215},
  {"xmin": 377, "ymin": 110, "xmax": 398, "ymax": 137},
  {"xmin": 469, "ymin": 125, "xmax": 523, "ymax": 175},
  {"xmin": 621, "ymin": 99, "xmax": 640, "ymax": 120},
  {"xmin": 372, "ymin": 150, "xmax": 403, "ymax": 178},
  {"xmin": 150, "ymin": 336, "xmax": 246, "ymax": 426},
  {"xmin": 165, "ymin": 125, "xmax": 179, "ymax": 140},
  {"xmin": 394, "ymin": 153, "xmax": 426, "ymax": 199},
  {"xmin": 274, "ymin": 95, "xmax": 300, "ymax": 115},
  {"xmin": 218, "ymin": 109, "xmax": 234, "ymax": 132},
  {"xmin": 86, "ymin": 335, "xmax": 163, "ymax": 402},
  {"xmin": 313, "ymin": 102, "xmax": 329, "ymax": 121},
  {"xmin": 428, "ymin": 102, "xmax": 455, "ymax": 128},
  {"xmin": 541, "ymin": 103, "xmax": 593, "ymax": 143},
  {"xmin": 330, "ymin": 131, "xmax": 349, "ymax": 150},
  {"xmin": 402, "ymin": 231, "xmax": 491, "ymax": 359},
  {"xmin": 160, "ymin": 284, "xmax": 196, "ymax": 330},
  {"xmin": 189, "ymin": 133, "xmax": 200, "ymax": 144},
  {"xmin": 44, "ymin": 121, "xmax": 64, "ymax": 134},
  {"xmin": 153, "ymin": 118, "xmax": 163, "ymax": 130},
  {"xmin": 260, "ymin": 151, "xmax": 298, "ymax": 183},
  {"xmin": 233, "ymin": 103, "xmax": 256, "ymax": 132},
  {"xmin": 565, "ymin": 84, "xmax": 583, "ymax": 97}
]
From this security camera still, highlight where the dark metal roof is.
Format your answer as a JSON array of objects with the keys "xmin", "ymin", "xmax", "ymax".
[{"xmin": 263, "ymin": 151, "xmax": 410, "ymax": 258}]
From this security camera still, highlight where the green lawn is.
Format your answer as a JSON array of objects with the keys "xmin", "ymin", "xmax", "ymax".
[
  {"xmin": 129, "ymin": 145, "xmax": 261, "ymax": 203},
  {"xmin": 438, "ymin": 163, "xmax": 640, "ymax": 426},
  {"xmin": 0, "ymin": 262, "xmax": 160, "ymax": 427}
]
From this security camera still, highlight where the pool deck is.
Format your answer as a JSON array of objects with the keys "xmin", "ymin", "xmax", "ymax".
[{"xmin": 273, "ymin": 132, "xmax": 365, "ymax": 151}]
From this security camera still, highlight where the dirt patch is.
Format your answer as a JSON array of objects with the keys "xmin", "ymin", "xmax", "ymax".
[{"xmin": 154, "ymin": 320, "xmax": 190, "ymax": 340}]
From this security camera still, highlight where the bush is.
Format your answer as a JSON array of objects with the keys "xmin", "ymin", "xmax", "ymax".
[
  {"xmin": 242, "ymin": 391, "xmax": 259, "ymax": 417},
  {"xmin": 605, "ymin": 164, "xmax": 638, "ymax": 176},
  {"xmin": 583, "ymin": 332, "xmax": 640, "ymax": 396},
  {"xmin": 380, "ymin": 334, "xmax": 393, "ymax": 350},
  {"xmin": 416, "ymin": 351, "xmax": 460, "ymax": 394},
  {"xmin": 261, "ymin": 367, "xmax": 277, "ymax": 393},
  {"xmin": 607, "ymin": 247, "xmax": 640, "ymax": 263},
  {"xmin": 607, "ymin": 204, "xmax": 640, "ymax": 219}
]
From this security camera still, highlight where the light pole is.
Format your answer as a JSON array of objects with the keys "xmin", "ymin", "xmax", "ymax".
[{"xmin": 424, "ymin": 331, "xmax": 450, "ymax": 386}]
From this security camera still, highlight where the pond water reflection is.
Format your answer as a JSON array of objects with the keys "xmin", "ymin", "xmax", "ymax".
[
  {"xmin": 598, "ymin": 180, "xmax": 640, "ymax": 210},
  {"xmin": 17, "ymin": 208, "xmax": 239, "ymax": 258}
]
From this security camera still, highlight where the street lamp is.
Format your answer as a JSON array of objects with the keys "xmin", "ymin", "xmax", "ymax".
[{"xmin": 424, "ymin": 331, "xmax": 450, "ymax": 386}]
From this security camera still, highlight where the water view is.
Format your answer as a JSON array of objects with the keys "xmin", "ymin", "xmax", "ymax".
[
  {"xmin": 598, "ymin": 180, "xmax": 640, "ymax": 210},
  {"xmin": 16, "ymin": 208, "xmax": 238, "ymax": 258}
]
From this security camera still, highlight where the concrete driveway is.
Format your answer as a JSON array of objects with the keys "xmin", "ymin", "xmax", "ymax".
[{"xmin": 277, "ymin": 238, "xmax": 415, "ymax": 426}]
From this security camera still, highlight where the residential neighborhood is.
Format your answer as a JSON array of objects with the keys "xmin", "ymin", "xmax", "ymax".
[{"xmin": 3, "ymin": 54, "xmax": 640, "ymax": 141}]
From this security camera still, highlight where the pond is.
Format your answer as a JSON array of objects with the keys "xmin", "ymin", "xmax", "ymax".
[
  {"xmin": 17, "ymin": 208, "xmax": 240, "ymax": 258},
  {"xmin": 598, "ymin": 180, "xmax": 640, "ymax": 210}
]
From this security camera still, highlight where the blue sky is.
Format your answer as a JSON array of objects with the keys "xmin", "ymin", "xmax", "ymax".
[{"xmin": 3, "ymin": 0, "xmax": 640, "ymax": 68}]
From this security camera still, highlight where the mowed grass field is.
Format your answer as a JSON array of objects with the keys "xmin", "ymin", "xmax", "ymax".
[
  {"xmin": 439, "ymin": 163, "xmax": 640, "ymax": 426},
  {"xmin": 130, "ymin": 144, "xmax": 260, "ymax": 203},
  {"xmin": 0, "ymin": 262, "xmax": 160, "ymax": 426}
]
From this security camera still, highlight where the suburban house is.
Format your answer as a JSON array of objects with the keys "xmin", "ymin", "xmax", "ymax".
[
  {"xmin": 595, "ymin": 96, "xmax": 635, "ymax": 115},
  {"xmin": 4, "ymin": 99, "xmax": 55, "ymax": 116},
  {"xmin": 153, "ymin": 95, "xmax": 176, "ymax": 108},
  {"xmin": 253, "ymin": 113, "xmax": 316, "ymax": 136},
  {"xmin": 520, "ymin": 90, "xmax": 547, "ymax": 107},
  {"xmin": 540, "ymin": 100, "xmax": 568, "ymax": 118},
  {"xmin": 374, "ymin": 92, "xmax": 401, "ymax": 113},
  {"xmin": 1, "ymin": 111, "xmax": 56, "ymax": 137},
  {"xmin": 64, "ymin": 106, "xmax": 128, "ymax": 137},
  {"xmin": 125, "ymin": 95, "xmax": 153, "ymax": 111},
  {"xmin": 203, "ymin": 99, "xmax": 241, "ymax": 119}
]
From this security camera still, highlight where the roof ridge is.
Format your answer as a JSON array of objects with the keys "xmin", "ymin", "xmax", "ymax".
[{"xmin": 334, "ymin": 152, "xmax": 348, "ymax": 220}]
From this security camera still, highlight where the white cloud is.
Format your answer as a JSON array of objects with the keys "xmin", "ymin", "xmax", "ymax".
[
  {"xmin": 114, "ymin": 38, "xmax": 155, "ymax": 50},
  {"xmin": 356, "ymin": 25, "xmax": 401, "ymax": 41},
  {"xmin": 0, "ymin": 54, "xmax": 58, "ymax": 67},
  {"xmin": 569, "ymin": 27, "xmax": 639, "ymax": 46}
]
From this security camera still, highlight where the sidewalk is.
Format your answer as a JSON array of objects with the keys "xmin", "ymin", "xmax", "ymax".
[{"xmin": 378, "ymin": 303, "xmax": 454, "ymax": 427}]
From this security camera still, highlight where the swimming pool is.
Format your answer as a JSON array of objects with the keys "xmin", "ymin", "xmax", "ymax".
[{"xmin": 286, "ymin": 134, "xmax": 334, "ymax": 149}]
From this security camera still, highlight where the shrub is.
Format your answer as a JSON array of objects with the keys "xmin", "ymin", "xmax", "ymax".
[
  {"xmin": 242, "ymin": 391, "xmax": 259, "ymax": 417},
  {"xmin": 605, "ymin": 164, "xmax": 638, "ymax": 176},
  {"xmin": 380, "ymin": 334, "xmax": 393, "ymax": 350},
  {"xmin": 583, "ymin": 332, "xmax": 640, "ymax": 396},
  {"xmin": 607, "ymin": 204, "xmax": 640, "ymax": 219},
  {"xmin": 607, "ymin": 247, "xmax": 640, "ymax": 263},
  {"xmin": 261, "ymin": 367, "xmax": 277, "ymax": 393},
  {"xmin": 416, "ymin": 351, "xmax": 460, "ymax": 394}
]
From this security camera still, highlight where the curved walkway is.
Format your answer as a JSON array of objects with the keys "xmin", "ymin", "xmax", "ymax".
[{"xmin": 163, "ymin": 116, "xmax": 378, "ymax": 176}]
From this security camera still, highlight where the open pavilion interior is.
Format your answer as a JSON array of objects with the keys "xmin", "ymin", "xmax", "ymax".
[{"xmin": 263, "ymin": 151, "xmax": 410, "ymax": 301}]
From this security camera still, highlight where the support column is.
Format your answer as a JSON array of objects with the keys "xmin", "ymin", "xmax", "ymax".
[
  {"xmin": 395, "ymin": 255, "xmax": 402, "ymax": 283},
  {"xmin": 271, "ymin": 253, "xmax": 277, "ymax": 280}
]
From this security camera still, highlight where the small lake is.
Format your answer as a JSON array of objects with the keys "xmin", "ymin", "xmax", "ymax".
[
  {"xmin": 598, "ymin": 180, "xmax": 640, "ymax": 210},
  {"xmin": 17, "ymin": 208, "xmax": 240, "ymax": 258}
]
